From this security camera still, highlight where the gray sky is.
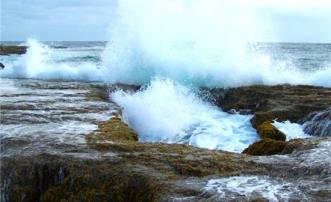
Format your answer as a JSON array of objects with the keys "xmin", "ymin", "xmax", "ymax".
[{"xmin": 1, "ymin": 0, "xmax": 331, "ymax": 42}]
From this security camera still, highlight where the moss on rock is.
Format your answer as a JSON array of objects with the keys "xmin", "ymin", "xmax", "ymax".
[
  {"xmin": 86, "ymin": 117, "xmax": 138, "ymax": 149},
  {"xmin": 257, "ymin": 121, "xmax": 286, "ymax": 141},
  {"xmin": 243, "ymin": 139, "xmax": 286, "ymax": 156},
  {"xmin": 41, "ymin": 171, "xmax": 160, "ymax": 202}
]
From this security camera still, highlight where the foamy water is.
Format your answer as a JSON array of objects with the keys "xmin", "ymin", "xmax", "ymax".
[
  {"xmin": 112, "ymin": 78, "xmax": 259, "ymax": 152},
  {"xmin": 1, "ymin": 38, "xmax": 330, "ymax": 87},
  {"xmin": 273, "ymin": 121, "xmax": 311, "ymax": 140},
  {"xmin": 204, "ymin": 176, "xmax": 306, "ymax": 201}
]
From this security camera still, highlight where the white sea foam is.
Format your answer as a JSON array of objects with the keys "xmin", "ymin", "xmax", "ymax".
[
  {"xmin": 112, "ymin": 78, "xmax": 259, "ymax": 152},
  {"xmin": 204, "ymin": 176, "xmax": 305, "ymax": 201},
  {"xmin": 273, "ymin": 121, "xmax": 311, "ymax": 140}
]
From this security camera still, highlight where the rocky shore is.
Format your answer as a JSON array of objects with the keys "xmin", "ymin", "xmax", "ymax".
[{"xmin": 1, "ymin": 81, "xmax": 331, "ymax": 201}]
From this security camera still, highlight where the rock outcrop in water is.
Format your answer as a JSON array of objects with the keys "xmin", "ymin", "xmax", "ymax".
[
  {"xmin": 214, "ymin": 84, "xmax": 331, "ymax": 129},
  {"xmin": 303, "ymin": 108, "xmax": 331, "ymax": 137},
  {"xmin": 0, "ymin": 45, "xmax": 27, "ymax": 55},
  {"xmin": 207, "ymin": 84, "xmax": 331, "ymax": 155},
  {"xmin": 1, "ymin": 82, "xmax": 331, "ymax": 201},
  {"xmin": 256, "ymin": 121, "xmax": 286, "ymax": 141},
  {"xmin": 243, "ymin": 139, "xmax": 287, "ymax": 155},
  {"xmin": 243, "ymin": 121, "xmax": 288, "ymax": 156}
]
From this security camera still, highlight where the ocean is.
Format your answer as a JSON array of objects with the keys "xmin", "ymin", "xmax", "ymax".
[
  {"xmin": 0, "ymin": 40, "xmax": 328, "ymax": 153},
  {"xmin": 1, "ymin": 41, "xmax": 330, "ymax": 84}
]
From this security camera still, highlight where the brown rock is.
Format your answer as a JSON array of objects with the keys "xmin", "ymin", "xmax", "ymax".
[
  {"xmin": 243, "ymin": 139, "xmax": 287, "ymax": 156},
  {"xmin": 257, "ymin": 121, "xmax": 286, "ymax": 141},
  {"xmin": 86, "ymin": 117, "xmax": 138, "ymax": 150}
]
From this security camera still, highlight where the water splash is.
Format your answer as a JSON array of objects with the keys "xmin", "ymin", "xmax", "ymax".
[
  {"xmin": 101, "ymin": 0, "xmax": 331, "ymax": 87},
  {"xmin": 111, "ymin": 78, "xmax": 259, "ymax": 152}
]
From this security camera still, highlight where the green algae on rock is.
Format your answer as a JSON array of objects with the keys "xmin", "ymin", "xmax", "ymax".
[
  {"xmin": 86, "ymin": 117, "xmax": 139, "ymax": 149},
  {"xmin": 257, "ymin": 121, "xmax": 286, "ymax": 141},
  {"xmin": 243, "ymin": 139, "xmax": 287, "ymax": 156}
]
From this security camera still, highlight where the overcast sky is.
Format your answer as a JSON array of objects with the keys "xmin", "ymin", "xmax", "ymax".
[{"xmin": 1, "ymin": 0, "xmax": 331, "ymax": 42}]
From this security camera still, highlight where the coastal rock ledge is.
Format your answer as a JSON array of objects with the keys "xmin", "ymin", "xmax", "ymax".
[{"xmin": 1, "ymin": 84, "xmax": 331, "ymax": 201}]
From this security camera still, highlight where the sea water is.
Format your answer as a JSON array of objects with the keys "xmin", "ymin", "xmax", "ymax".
[{"xmin": 1, "ymin": 1, "xmax": 330, "ymax": 152}]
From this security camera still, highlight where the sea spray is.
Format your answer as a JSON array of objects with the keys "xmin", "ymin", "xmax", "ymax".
[
  {"xmin": 0, "ymin": 39, "xmax": 103, "ymax": 81},
  {"xmin": 101, "ymin": 0, "xmax": 268, "ymax": 87},
  {"xmin": 111, "ymin": 78, "xmax": 259, "ymax": 152},
  {"xmin": 101, "ymin": 0, "xmax": 331, "ymax": 87}
]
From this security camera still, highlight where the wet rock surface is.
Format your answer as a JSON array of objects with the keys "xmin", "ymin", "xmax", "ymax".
[
  {"xmin": 1, "ymin": 81, "xmax": 331, "ymax": 201},
  {"xmin": 303, "ymin": 107, "xmax": 331, "ymax": 137},
  {"xmin": 0, "ymin": 79, "xmax": 122, "ymax": 156}
]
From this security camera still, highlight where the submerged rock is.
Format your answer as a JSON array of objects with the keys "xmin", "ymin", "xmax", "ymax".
[
  {"xmin": 303, "ymin": 108, "xmax": 331, "ymax": 137},
  {"xmin": 0, "ymin": 45, "xmax": 27, "ymax": 55}
]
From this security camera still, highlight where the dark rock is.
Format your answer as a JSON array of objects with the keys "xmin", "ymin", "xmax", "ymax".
[
  {"xmin": 243, "ymin": 139, "xmax": 287, "ymax": 156},
  {"xmin": 303, "ymin": 108, "xmax": 331, "ymax": 136},
  {"xmin": 257, "ymin": 121, "xmax": 286, "ymax": 141},
  {"xmin": 0, "ymin": 45, "xmax": 27, "ymax": 55},
  {"xmin": 213, "ymin": 85, "xmax": 331, "ymax": 128},
  {"xmin": 237, "ymin": 109, "xmax": 252, "ymax": 115},
  {"xmin": 227, "ymin": 109, "xmax": 237, "ymax": 114},
  {"xmin": 0, "ymin": 62, "xmax": 4, "ymax": 69}
]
